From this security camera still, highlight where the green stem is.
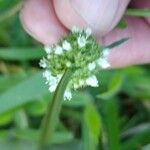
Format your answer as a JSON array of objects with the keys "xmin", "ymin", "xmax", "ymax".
[
  {"xmin": 39, "ymin": 69, "xmax": 73, "ymax": 148},
  {"xmin": 125, "ymin": 8, "xmax": 150, "ymax": 17}
]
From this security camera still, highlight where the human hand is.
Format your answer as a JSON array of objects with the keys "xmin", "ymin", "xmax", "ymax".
[{"xmin": 20, "ymin": 0, "xmax": 150, "ymax": 68}]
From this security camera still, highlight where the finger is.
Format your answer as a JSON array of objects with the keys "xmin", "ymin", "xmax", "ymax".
[
  {"xmin": 20, "ymin": 0, "xmax": 130, "ymax": 44},
  {"xmin": 53, "ymin": 0, "xmax": 130, "ymax": 36},
  {"xmin": 102, "ymin": 17, "xmax": 150, "ymax": 68},
  {"xmin": 20, "ymin": 0, "xmax": 67, "ymax": 45}
]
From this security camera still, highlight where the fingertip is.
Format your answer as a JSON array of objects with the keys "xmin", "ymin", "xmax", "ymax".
[
  {"xmin": 53, "ymin": 0, "xmax": 87, "ymax": 30},
  {"xmin": 20, "ymin": 0, "xmax": 67, "ymax": 45}
]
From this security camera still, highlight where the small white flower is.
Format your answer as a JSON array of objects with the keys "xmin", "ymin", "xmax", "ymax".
[
  {"xmin": 55, "ymin": 46, "xmax": 63, "ymax": 55},
  {"xmin": 44, "ymin": 45, "xmax": 52, "ymax": 54},
  {"xmin": 39, "ymin": 58, "xmax": 47, "ymax": 68},
  {"xmin": 97, "ymin": 58, "xmax": 110, "ymax": 69},
  {"xmin": 86, "ymin": 75, "xmax": 99, "ymax": 87},
  {"xmin": 62, "ymin": 40, "xmax": 72, "ymax": 51},
  {"xmin": 88, "ymin": 62, "xmax": 96, "ymax": 71},
  {"xmin": 102, "ymin": 48, "xmax": 110, "ymax": 58},
  {"xmin": 48, "ymin": 76, "xmax": 58, "ymax": 92},
  {"xmin": 64, "ymin": 89, "xmax": 72, "ymax": 100},
  {"xmin": 72, "ymin": 26, "xmax": 81, "ymax": 33},
  {"xmin": 85, "ymin": 28, "xmax": 92, "ymax": 37},
  {"xmin": 43, "ymin": 70, "xmax": 51, "ymax": 83},
  {"xmin": 49, "ymin": 84, "xmax": 57, "ymax": 92},
  {"xmin": 77, "ymin": 36, "xmax": 87, "ymax": 48}
]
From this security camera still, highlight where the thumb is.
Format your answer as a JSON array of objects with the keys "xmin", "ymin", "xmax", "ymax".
[{"xmin": 53, "ymin": 0, "xmax": 130, "ymax": 36}]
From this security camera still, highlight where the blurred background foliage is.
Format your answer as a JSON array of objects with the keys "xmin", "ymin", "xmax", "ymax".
[{"xmin": 0, "ymin": 1, "xmax": 150, "ymax": 150}]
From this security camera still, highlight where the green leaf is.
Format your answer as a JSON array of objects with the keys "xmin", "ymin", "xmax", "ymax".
[
  {"xmin": 0, "ymin": 47, "xmax": 45, "ymax": 60},
  {"xmin": 142, "ymin": 144, "xmax": 150, "ymax": 150},
  {"xmin": 64, "ymin": 92, "xmax": 92, "ymax": 107},
  {"xmin": 0, "ymin": 139, "xmax": 82, "ymax": 150},
  {"xmin": 121, "ymin": 123, "xmax": 150, "ymax": 138},
  {"xmin": 0, "ymin": 111, "xmax": 14, "ymax": 126},
  {"xmin": 0, "ymin": 73, "xmax": 28, "ymax": 92},
  {"xmin": 83, "ymin": 103, "xmax": 101, "ymax": 150},
  {"xmin": 101, "ymin": 99, "xmax": 121, "ymax": 150},
  {"xmin": 97, "ymin": 74, "xmax": 124, "ymax": 100},
  {"xmin": 0, "ymin": 71, "xmax": 49, "ymax": 115},
  {"xmin": 0, "ymin": 1, "xmax": 22, "ymax": 23},
  {"xmin": 26, "ymin": 100, "xmax": 47, "ymax": 116},
  {"xmin": 13, "ymin": 129, "xmax": 73, "ymax": 144},
  {"xmin": 123, "ymin": 130, "xmax": 150, "ymax": 150}
]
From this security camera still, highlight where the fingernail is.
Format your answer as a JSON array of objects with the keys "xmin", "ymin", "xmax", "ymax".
[{"xmin": 70, "ymin": 0, "xmax": 119, "ymax": 35}]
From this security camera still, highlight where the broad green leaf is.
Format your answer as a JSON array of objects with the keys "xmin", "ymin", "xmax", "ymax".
[
  {"xmin": 0, "ymin": 140, "xmax": 36, "ymax": 150},
  {"xmin": 0, "ymin": 139, "xmax": 82, "ymax": 150},
  {"xmin": 0, "ymin": 71, "xmax": 49, "ymax": 115},
  {"xmin": 142, "ymin": 144, "xmax": 150, "ymax": 150},
  {"xmin": 0, "ymin": 73, "xmax": 29, "ymax": 92},
  {"xmin": 13, "ymin": 129, "xmax": 73, "ymax": 144},
  {"xmin": 0, "ymin": 111, "xmax": 14, "ymax": 126},
  {"xmin": 64, "ymin": 92, "xmax": 92, "ymax": 107},
  {"xmin": 26, "ymin": 99, "xmax": 47, "ymax": 116},
  {"xmin": 0, "ymin": 47, "xmax": 45, "ymax": 60},
  {"xmin": 97, "ymin": 74, "xmax": 124, "ymax": 100}
]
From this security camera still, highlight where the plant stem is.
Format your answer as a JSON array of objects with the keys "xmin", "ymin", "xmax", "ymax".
[
  {"xmin": 125, "ymin": 8, "xmax": 150, "ymax": 17},
  {"xmin": 39, "ymin": 69, "xmax": 73, "ymax": 148}
]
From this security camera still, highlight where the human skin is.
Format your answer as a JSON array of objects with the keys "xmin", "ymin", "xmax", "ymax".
[{"xmin": 20, "ymin": 0, "xmax": 150, "ymax": 68}]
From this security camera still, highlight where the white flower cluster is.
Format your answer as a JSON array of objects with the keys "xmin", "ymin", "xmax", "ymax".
[{"xmin": 39, "ymin": 26, "xmax": 110, "ymax": 100}]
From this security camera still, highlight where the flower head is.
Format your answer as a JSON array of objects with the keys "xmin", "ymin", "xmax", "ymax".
[{"xmin": 40, "ymin": 27, "xmax": 111, "ymax": 100}]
